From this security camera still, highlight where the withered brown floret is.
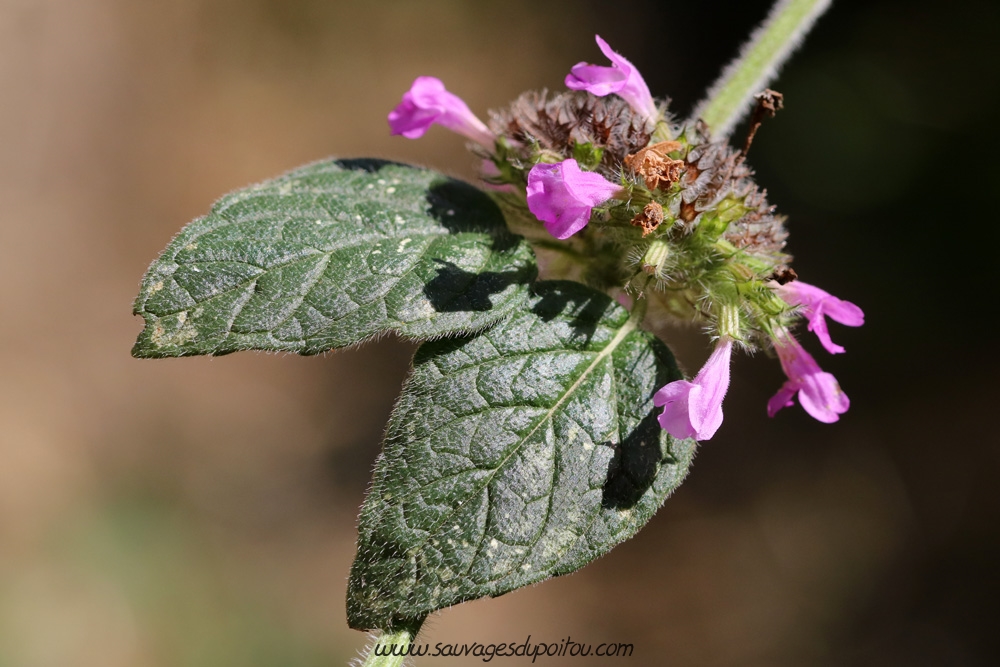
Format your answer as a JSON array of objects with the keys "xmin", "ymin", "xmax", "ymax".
[
  {"xmin": 631, "ymin": 202, "xmax": 665, "ymax": 237},
  {"xmin": 624, "ymin": 141, "xmax": 685, "ymax": 191},
  {"xmin": 771, "ymin": 266, "xmax": 798, "ymax": 285}
]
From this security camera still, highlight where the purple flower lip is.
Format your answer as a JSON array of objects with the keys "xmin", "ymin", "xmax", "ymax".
[
  {"xmin": 654, "ymin": 337, "xmax": 733, "ymax": 441},
  {"xmin": 768, "ymin": 330, "xmax": 849, "ymax": 423},
  {"xmin": 525, "ymin": 159, "xmax": 623, "ymax": 240},
  {"xmin": 388, "ymin": 76, "xmax": 495, "ymax": 147},
  {"xmin": 774, "ymin": 280, "xmax": 864, "ymax": 354},
  {"xmin": 564, "ymin": 35, "xmax": 658, "ymax": 124}
]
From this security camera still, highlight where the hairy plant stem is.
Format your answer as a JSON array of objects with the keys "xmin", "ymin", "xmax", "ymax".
[
  {"xmin": 692, "ymin": 0, "xmax": 832, "ymax": 138},
  {"xmin": 358, "ymin": 619, "xmax": 425, "ymax": 667},
  {"xmin": 630, "ymin": 289, "xmax": 650, "ymax": 325}
]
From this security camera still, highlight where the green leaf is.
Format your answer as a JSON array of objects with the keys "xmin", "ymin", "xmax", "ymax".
[
  {"xmin": 132, "ymin": 159, "xmax": 537, "ymax": 357},
  {"xmin": 347, "ymin": 282, "xmax": 696, "ymax": 631}
]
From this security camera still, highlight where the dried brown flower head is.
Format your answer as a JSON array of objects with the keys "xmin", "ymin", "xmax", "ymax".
[
  {"xmin": 624, "ymin": 141, "xmax": 685, "ymax": 191},
  {"xmin": 631, "ymin": 202, "xmax": 665, "ymax": 237}
]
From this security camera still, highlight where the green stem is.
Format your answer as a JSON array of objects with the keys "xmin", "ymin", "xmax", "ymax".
[
  {"xmin": 630, "ymin": 289, "xmax": 650, "ymax": 324},
  {"xmin": 358, "ymin": 619, "xmax": 425, "ymax": 667},
  {"xmin": 692, "ymin": 0, "xmax": 833, "ymax": 138}
]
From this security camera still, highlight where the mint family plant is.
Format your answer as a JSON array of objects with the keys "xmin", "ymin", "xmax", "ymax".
[{"xmin": 131, "ymin": 0, "xmax": 861, "ymax": 663}]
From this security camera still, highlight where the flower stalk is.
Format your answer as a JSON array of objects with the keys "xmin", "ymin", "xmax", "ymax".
[
  {"xmin": 693, "ymin": 0, "xmax": 833, "ymax": 137},
  {"xmin": 358, "ymin": 620, "xmax": 425, "ymax": 667}
]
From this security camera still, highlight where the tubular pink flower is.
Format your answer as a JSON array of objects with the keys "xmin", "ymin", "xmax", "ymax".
[
  {"xmin": 775, "ymin": 280, "xmax": 864, "ymax": 354},
  {"xmin": 526, "ymin": 159, "xmax": 623, "ymax": 239},
  {"xmin": 654, "ymin": 337, "xmax": 733, "ymax": 441},
  {"xmin": 564, "ymin": 35, "xmax": 658, "ymax": 124},
  {"xmin": 388, "ymin": 76, "xmax": 494, "ymax": 147},
  {"xmin": 768, "ymin": 331, "xmax": 849, "ymax": 423}
]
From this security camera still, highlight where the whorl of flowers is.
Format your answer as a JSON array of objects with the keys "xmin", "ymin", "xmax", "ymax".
[{"xmin": 387, "ymin": 35, "xmax": 863, "ymax": 440}]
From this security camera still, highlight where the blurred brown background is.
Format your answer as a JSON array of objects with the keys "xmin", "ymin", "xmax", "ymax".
[{"xmin": 2, "ymin": 0, "xmax": 998, "ymax": 665}]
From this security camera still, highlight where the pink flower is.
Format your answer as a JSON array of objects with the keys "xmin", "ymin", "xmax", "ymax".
[
  {"xmin": 388, "ymin": 76, "xmax": 494, "ymax": 147},
  {"xmin": 775, "ymin": 281, "xmax": 864, "ymax": 354},
  {"xmin": 565, "ymin": 35, "xmax": 658, "ymax": 124},
  {"xmin": 654, "ymin": 337, "xmax": 733, "ymax": 441},
  {"xmin": 767, "ymin": 331, "xmax": 849, "ymax": 423},
  {"xmin": 526, "ymin": 159, "xmax": 623, "ymax": 239}
]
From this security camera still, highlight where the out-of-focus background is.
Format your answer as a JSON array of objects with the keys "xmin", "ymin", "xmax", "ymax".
[{"xmin": 2, "ymin": 0, "xmax": 998, "ymax": 665}]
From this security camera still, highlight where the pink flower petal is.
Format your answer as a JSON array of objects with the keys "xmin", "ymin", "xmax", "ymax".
[
  {"xmin": 776, "ymin": 280, "xmax": 864, "ymax": 355},
  {"xmin": 767, "ymin": 382, "xmax": 797, "ymax": 418},
  {"xmin": 769, "ymin": 331, "xmax": 850, "ymax": 423},
  {"xmin": 388, "ymin": 76, "xmax": 494, "ymax": 147},
  {"xmin": 806, "ymin": 314, "xmax": 844, "ymax": 355},
  {"xmin": 564, "ymin": 35, "xmax": 658, "ymax": 123},
  {"xmin": 526, "ymin": 159, "xmax": 622, "ymax": 239},
  {"xmin": 654, "ymin": 380, "xmax": 698, "ymax": 440},
  {"xmin": 654, "ymin": 338, "xmax": 733, "ymax": 441},
  {"xmin": 796, "ymin": 371, "xmax": 850, "ymax": 423},
  {"xmin": 566, "ymin": 63, "xmax": 626, "ymax": 96},
  {"xmin": 823, "ymin": 298, "xmax": 865, "ymax": 327}
]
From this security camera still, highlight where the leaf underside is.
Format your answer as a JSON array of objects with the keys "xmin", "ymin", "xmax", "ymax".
[
  {"xmin": 132, "ymin": 159, "xmax": 537, "ymax": 357},
  {"xmin": 347, "ymin": 281, "xmax": 696, "ymax": 631}
]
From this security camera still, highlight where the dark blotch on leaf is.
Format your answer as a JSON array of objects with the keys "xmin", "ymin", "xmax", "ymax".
[
  {"xmin": 529, "ymin": 281, "xmax": 613, "ymax": 343},
  {"xmin": 423, "ymin": 260, "xmax": 534, "ymax": 313},
  {"xmin": 426, "ymin": 180, "xmax": 519, "ymax": 253},
  {"xmin": 332, "ymin": 157, "xmax": 409, "ymax": 173},
  {"xmin": 602, "ymin": 412, "xmax": 667, "ymax": 509}
]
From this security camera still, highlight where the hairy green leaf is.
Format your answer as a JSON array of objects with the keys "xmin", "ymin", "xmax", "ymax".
[
  {"xmin": 347, "ymin": 282, "xmax": 696, "ymax": 631},
  {"xmin": 132, "ymin": 159, "xmax": 536, "ymax": 357}
]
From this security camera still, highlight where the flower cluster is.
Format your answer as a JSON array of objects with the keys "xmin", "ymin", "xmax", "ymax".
[{"xmin": 387, "ymin": 35, "xmax": 863, "ymax": 440}]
